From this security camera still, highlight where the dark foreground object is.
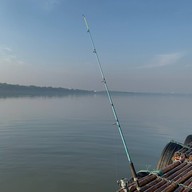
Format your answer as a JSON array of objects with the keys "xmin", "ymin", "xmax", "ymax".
[{"xmin": 118, "ymin": 135, "xmax": 192, "ymax": 192}]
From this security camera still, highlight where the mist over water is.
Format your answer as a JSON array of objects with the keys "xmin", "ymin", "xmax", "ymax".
[{"xmin": 0, "ymin": 94, "xmax": 192, "ymax": 192}]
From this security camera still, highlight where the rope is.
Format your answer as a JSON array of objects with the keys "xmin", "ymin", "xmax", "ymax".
[{"xmin": 137, "ymin": 168, "xmax": 192, "ymax": 190}]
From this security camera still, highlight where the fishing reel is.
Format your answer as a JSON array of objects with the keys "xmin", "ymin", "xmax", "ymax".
[{"xmin": 117, "ymin": 178, "xmax": 128, "ymax": 191}]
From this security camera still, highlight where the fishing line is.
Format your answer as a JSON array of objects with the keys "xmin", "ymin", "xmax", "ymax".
[{"xmin": 82, "ymin": 15, "xmax": 140, "ymax": 190}]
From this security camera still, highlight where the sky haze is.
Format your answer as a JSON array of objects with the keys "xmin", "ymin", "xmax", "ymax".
[{"xmin": 0, "ymin": 0, "xmax": 192, "ymax": 93}]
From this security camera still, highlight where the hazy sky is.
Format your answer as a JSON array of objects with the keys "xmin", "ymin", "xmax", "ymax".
[{"xmin": 0, "ymin": 0, "xmax": 192, "ymax": 93}]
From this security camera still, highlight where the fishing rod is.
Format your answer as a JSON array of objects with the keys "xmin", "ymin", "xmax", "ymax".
[{"xmin": 82, "ymin": 15, "xmax": 140, "ymax": 190}]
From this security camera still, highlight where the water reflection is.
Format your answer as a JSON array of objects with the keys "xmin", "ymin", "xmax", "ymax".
[{"xmin": 0, "ymin": 94, "xmax": 191, "ymax": 191}]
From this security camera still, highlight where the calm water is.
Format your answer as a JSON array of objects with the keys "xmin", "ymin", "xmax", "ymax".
[{"xmin": 0, "ymin": 94, "xmax": 192, "ymax": 192}]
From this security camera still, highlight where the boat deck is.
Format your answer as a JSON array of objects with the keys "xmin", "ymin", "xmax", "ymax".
[{"xmin": 118, "ymin": 139, "xmax": 192, "ymax": 192}]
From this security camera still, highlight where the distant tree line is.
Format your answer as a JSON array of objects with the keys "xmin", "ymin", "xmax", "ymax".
[{"xmin": 0, "ymin": 83, "xmax": 94, "ymax": 97}]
